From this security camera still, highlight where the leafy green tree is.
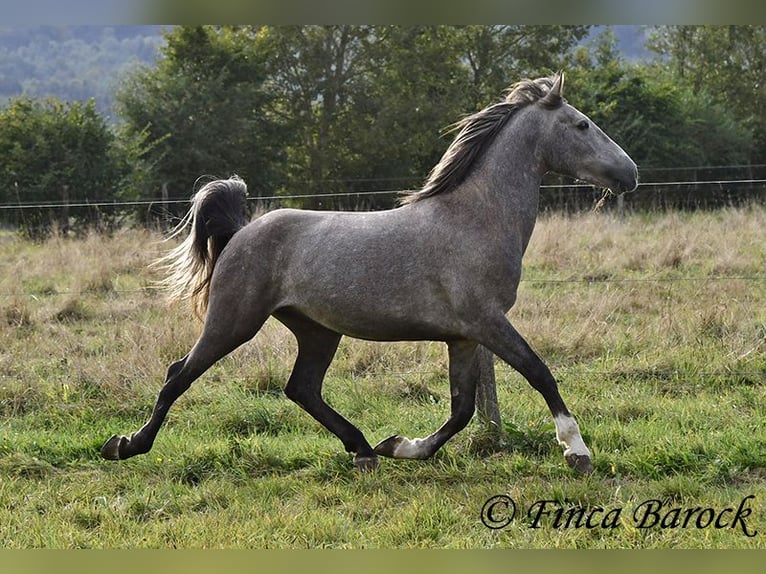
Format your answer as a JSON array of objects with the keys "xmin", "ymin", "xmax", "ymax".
[
  {"xmin": 568, "ymin": 29, "xmax": 753, "ymax": 170},
  {"xmin": 115, "ymin": 26, "xmax": 285, "ymax": 215},
  {"xmin": 455, "ymin": 25, "xmax": 590, "ymax": 109},
  {"xmin": 115, "ymin": 25, "xmax": 593, "ymax": 211},
  {"xmin": 258, "ymin": 25, "xmax": 591, "ymax": 209},
  {"xmin": 340, "ymin": 26, "xmax": 470, "ymax": 203},
  {"xmin": 255, "ymin": 25, "xmax": 379, "ymax": 207},
  {"xmin": 646, "ymin": 25, "xmax": 766, "ymax": 163},
  {"xmin": 0, "ymin": 96, "xmax": 143, "ymax": 236}
]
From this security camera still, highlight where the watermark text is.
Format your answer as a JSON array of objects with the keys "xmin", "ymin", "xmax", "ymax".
[{"xmin": 480, "ymin": 494, "xmax": 758, "ymax": 537}]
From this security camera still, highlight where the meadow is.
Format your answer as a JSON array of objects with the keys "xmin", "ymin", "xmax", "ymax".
[{"xmin": 0, "ymin": 205, "xmax": 764, "ymax": 548}]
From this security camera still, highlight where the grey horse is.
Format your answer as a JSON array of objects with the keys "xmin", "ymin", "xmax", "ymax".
[{"xmin": 102, "ymin": 71, "xmax": 637, "ymax": 474}]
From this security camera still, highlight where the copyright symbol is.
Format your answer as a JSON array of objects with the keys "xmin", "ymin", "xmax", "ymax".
[{"xmin": 481, "ymin": 495, "xmax": 516, "ymax": 529}]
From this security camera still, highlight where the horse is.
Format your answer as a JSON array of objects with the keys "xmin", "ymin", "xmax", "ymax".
[{"xmin": 101, "ymin": 71, "xmax": 637, "ymax": 474}]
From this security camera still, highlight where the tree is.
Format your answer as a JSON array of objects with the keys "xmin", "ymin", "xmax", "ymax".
[
  {"xmin": 257, "ymin": 25, "xmax": 592, "ymax": 209},
  {"xmin": 646, "ymin": 25, "xmax": 766, "ymax": 163},
  {"xmin": 114, "ymin": 26, "xmax": 598, "ymax": 212},
  {"xmin": 347, "ymin": 25, "xmax": 591, "ymax": 208},
  {"xmin": 115, "ymin": 26, "xmax": 285, "ymax": 218},
  {"xmin": 0, "ymin": 96, "xmax": 142, "ymax": 236},
  {"xmin": 455, "ymin": 25, "xmax": 590, "ymax": 108},
  {"xmin": 255, "ymin": 25, "xmax": 376, "ymax": 208},
  {"xmin": 567, "ymin": 29, "xmax": 753, "ymax": 170},
  {"xmin": 341, "ymin": 26, "xmax": 470, "ymax": 205}
]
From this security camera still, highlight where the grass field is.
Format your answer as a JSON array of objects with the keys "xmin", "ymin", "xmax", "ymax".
[{"xmin": 0, "ymin": 205, "xmax": 764, "ymax": 548}]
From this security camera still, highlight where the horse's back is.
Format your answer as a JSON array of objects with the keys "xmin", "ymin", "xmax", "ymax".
[{"xmin": 239, "ymin": 205, "xmax": 427, "ymax": 268}]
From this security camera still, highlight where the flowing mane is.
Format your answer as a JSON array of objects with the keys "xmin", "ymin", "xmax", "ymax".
[{"xmin": 401, "ymin": 75, "xmax": 561, "ymax": 205}]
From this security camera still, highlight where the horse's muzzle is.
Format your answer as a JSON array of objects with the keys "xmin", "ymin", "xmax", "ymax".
[
  {"xmin": 610, "ymin": 165, "xmax": 638, "ymax": 194},
  {"xmin": 616, "ymin": 176, "xmax": 638, "ymax": 194}
]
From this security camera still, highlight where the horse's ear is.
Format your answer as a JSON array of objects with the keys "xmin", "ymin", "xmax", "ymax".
[
  {"xmin": 553, "ymin": 70, "xmax": 565, "ymax": 95},
  {"xmin": 543, "ymin": 70, "xmax": 565, "ymax": 106}
]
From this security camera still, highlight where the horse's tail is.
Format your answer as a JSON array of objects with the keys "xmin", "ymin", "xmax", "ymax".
[{"xmin": 152, "ymin": 176, "xmax": 249, "ymax": 320}]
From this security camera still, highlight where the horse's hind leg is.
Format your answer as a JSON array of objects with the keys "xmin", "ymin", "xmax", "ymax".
[
  {"xmin": 277, "ymin": 311, "xmax": 378, "ymax": 471},
  {"xmin": 101, "ymin": 317, "xmax": 265, "ymax": 461},
  {"xmin": 374, "ymin": 340, "xmax": 479, "ymax": 460}
]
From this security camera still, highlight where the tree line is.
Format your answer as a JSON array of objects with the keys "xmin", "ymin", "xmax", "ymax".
[{"xmin": 1, "ymin": 25, "xmax": 764, "ymax": 236}]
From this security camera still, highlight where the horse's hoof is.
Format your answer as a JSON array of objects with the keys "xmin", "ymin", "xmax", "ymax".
[
  {"xmin": 101, "ymin": 435, "xmax": 128, "ymax": 460},
  {"xmin": 565, "ymin": 452, "xmax": 594, "ymax": 475},
  {"xmin": 373, "ymin": 435, "xmax": 403, "ymax": 458},
  {"xmin": 354, "ymin": 454, "xmax": 380, "ymax": 472}
]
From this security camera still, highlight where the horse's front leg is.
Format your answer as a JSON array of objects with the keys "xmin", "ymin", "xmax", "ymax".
[
  {"xmin": 479, "ymin": 315, "xmax": 593, "ymax": 474},
  {"xmin": 374, "ymin": 340, "xmax": 479, "ymax": 460}
]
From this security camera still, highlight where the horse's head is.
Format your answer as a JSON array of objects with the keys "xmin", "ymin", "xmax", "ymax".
[{"xmin": 536, "ymin": 71, "xmax": 638, "ymax": 194}]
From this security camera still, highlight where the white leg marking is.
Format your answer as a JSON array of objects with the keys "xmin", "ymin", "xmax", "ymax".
[
  {"xmin": 391, "ymin": 437, "xmax": 432, "ymax": 459},
  {"xmin": 553, "ymin": 414, "xmax": 591, "ymax": 458}
]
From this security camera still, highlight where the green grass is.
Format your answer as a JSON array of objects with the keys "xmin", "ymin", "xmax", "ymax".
[{"xmin": 0, "ymin": 208, "xmax": 765, "ymax": 548}]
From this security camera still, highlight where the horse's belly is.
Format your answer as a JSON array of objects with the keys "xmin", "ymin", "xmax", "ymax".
[{"xmin": 282, "ymin": 294, "xmax": 459, "ymax": 342}]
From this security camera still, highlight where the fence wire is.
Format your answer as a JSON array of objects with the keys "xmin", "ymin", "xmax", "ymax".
[{"xmin": 1, "ymin": 175, "xmax": 766, "ymax": 211}]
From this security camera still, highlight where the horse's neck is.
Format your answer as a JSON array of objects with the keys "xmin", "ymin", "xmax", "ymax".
[{"xmin": 448, "ymin": 127, "xmax": 545, "ymax": 249}]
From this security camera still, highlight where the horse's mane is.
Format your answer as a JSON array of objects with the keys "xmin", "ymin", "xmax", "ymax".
[{"xmin": 401, "ymin": 75, "xmax": 561, "ymax": 205}]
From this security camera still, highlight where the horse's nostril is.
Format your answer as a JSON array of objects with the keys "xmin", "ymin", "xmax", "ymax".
[{"xmin": 618, "ymin": 171, "xmax": 638, "ymax": 193}]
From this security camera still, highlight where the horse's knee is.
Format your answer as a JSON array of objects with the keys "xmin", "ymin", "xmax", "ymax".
[
  {"xmin": 166, "ymin": 357, "xmax": 186, "ymax": 380},
  {"xmin": 283, "ymin": 383, "xmax": 300, "ymax": 403},
  {"xmin": 284, "ymin": 381, "xmax": 316, "ymax": 407}
]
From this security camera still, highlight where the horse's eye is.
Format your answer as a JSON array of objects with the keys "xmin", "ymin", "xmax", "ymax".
[{"xmin": 576, "ymin": 120, "xmax": 589, "ymax": 131}]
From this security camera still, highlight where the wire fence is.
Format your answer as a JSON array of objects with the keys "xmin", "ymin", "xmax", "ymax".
[
  {"xmin": 1, "ymin": 177, "xmax": 766, "ymax": 212},
  {"xmin": 1, "ymin": 164, "xmax": 764, "ymax": 299},
  {"xmin": 1, "ymin": 164, "xmax": 766, "ymax": 219}
]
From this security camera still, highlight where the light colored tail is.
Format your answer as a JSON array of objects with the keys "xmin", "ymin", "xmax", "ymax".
[{"xmin": 152, "ymin": 176, "xmax": 249, "ymax": 320}]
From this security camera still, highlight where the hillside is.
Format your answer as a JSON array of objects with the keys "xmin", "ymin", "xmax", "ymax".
[
  {"xmin": 607, "ymin": 25, "xmax": 653, "ymax": 60},
  {"xmin": 0, "ymin": 25, "xmax": 167, "ymax": 118}
]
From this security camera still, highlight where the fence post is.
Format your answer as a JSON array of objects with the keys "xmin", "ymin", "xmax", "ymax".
[
  {"xmin": 60, "ymin": 184, "xmax": 70, "ymax": 235},
  {"xmin": 475, "ymin": 345, "xmax": 501, "ymax": 430},
  {"xmin": 161, "ymin": 182, "xmax": 169, "ymax": 227}
]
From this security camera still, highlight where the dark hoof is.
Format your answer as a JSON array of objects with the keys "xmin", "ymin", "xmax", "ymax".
[
  {"xmin": 565, "ymin": 452, "xmax": 594, "ymax": 475},
  {"xmin": 101, "ymin": 435, "xmax": 128, "ymax": 460},
  {"xmin": 353, "ymin": 454, "xmax": 380, "ymax": 472},
  {"xmin": 373, "ymin": 435, "xmax": 404, "ymax": 458}
]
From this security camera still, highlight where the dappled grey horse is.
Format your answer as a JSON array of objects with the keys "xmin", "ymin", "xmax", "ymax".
[{"xmin": 102, "ymin": 72, "xmax": 637, "ymax": 474}]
